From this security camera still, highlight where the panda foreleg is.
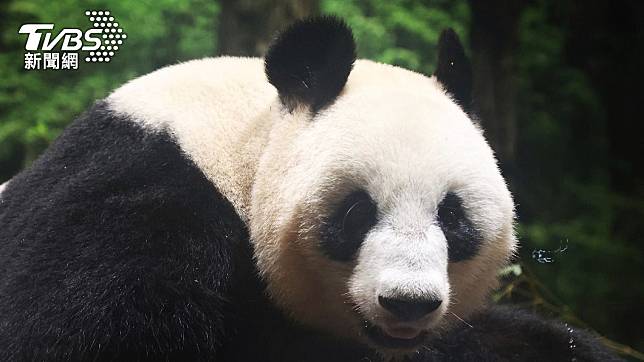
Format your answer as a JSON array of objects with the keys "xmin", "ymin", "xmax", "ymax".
[{"xmin": 414, "ymin": 306, "xmax": 622, "ymax": 361}]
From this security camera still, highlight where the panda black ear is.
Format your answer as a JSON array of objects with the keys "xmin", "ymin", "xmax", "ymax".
[
  {"xmin": 434, "ymin": 28, "xmax": 472, "ymax": 114},
  {"xmin": 265, "ymin": 16, "xmax": 356, "ymax": 113}
]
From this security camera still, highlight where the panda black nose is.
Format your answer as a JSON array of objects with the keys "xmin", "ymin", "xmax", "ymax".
[{"xmin": 378, "ymin": 296, "xmax": 442, "ymax": 321}]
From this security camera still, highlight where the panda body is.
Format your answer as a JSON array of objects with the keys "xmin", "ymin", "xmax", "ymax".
[{"xmin": 0, "ymin": 17, "xmax": 618, "ymax": 361}]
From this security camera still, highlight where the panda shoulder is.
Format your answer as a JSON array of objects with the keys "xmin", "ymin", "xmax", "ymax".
[{"xmin": 0, "ymin": 97, "xmax": 248, "ymax": 360}]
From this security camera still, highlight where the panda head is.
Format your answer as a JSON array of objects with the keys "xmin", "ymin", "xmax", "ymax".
[{"xmin": 251, "ymin": 16, "xmax": 516, "ymax": 354}]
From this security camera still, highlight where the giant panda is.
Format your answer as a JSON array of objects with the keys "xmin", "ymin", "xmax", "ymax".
[{"xmin": 0, "ymin": 16, "xmax": 619, "ymax": 362}]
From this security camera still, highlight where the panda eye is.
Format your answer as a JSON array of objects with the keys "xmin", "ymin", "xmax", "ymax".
[
  {"xmin": 320, "ymin": 191, "xmax": 377, "ymax": 262},
  {"xmin": 342, "ymin": 196, "xmax": 377, "ymax": 244},
  {"xmin": 437, "ymin": 193, "xmax": 463, "ymax": 229},
  {"xmin": 437, "ymin": 192, "xmax": 482, "ymax": 262}
]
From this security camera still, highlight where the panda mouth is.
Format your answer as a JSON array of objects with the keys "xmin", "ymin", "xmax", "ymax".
[{"xmin": 361, "ymin": 319, "xmax": 428, "ymax": 350}]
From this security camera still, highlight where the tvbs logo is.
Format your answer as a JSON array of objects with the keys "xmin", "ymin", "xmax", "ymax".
[{"xmin": 18, "ymin": 10, "xmax": 127, "ymax": 70}]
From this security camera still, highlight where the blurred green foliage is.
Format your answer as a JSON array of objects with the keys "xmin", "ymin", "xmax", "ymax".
[
  {"xmin": 0, "ymin": 0, "xmax": 642, "ymax": 358},
  {"xmin": 511, "ymin": 2, "xmax": 643, "ymax": 355},
  {"xmin": 322, "ymin": 0, "xmax": 469, "ymax": 74}
]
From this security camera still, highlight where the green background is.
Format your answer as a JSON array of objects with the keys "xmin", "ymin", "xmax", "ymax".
[{"xmin": 1, "ymin": 0, "xmax": 642, "ymax": 359}]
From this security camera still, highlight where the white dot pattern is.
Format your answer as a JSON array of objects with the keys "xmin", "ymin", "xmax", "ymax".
[{"xmin": 84, "ymin": 10, "xmax": 127, "ymax": 64}]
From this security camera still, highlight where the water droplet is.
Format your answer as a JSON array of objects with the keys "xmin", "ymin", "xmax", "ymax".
[{"xmin": 532, "ymin": 239, "xmax": 569, "ymax": 263}]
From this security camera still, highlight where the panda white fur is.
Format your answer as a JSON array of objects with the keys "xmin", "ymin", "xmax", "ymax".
[{"xmin": 0, "ymin": 16, "xmax": 618, "ymax": 361}]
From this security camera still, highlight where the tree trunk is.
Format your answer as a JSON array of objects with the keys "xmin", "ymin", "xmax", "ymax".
[
  {"xmin": 469, "ymin": 0, "xmax": 524, "ymax": 171},
  {"xmin": 218, "ymin": 0, "xmax": 319, "ymax": 57}
]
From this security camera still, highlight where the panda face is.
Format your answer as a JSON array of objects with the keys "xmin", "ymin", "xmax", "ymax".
[
  {"xmin": 251, "ymin": 18, "xmax": 516, "ymax": 354},
  {"xmin": 251, "ymin": 61, "xmax": 516, "ymax": 352}
]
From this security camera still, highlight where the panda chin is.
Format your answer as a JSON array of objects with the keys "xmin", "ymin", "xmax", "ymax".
[{"xmin": 361, "ymin": 318, "xmax": 429, "ymax": 351}]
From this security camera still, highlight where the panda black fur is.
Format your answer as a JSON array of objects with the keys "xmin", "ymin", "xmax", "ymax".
[{"xmin": 0, "ymin": 16, "xmax": 619, "ymax": 361}]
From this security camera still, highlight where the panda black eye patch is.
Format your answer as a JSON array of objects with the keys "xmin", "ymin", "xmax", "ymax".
[
  {"xmin": 319, "ymin": 190, "xmax": 378, "ymax": 262},
  {"xmin": 437, "ymin": 192, "xmax": 482, "ymax": 262}
]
